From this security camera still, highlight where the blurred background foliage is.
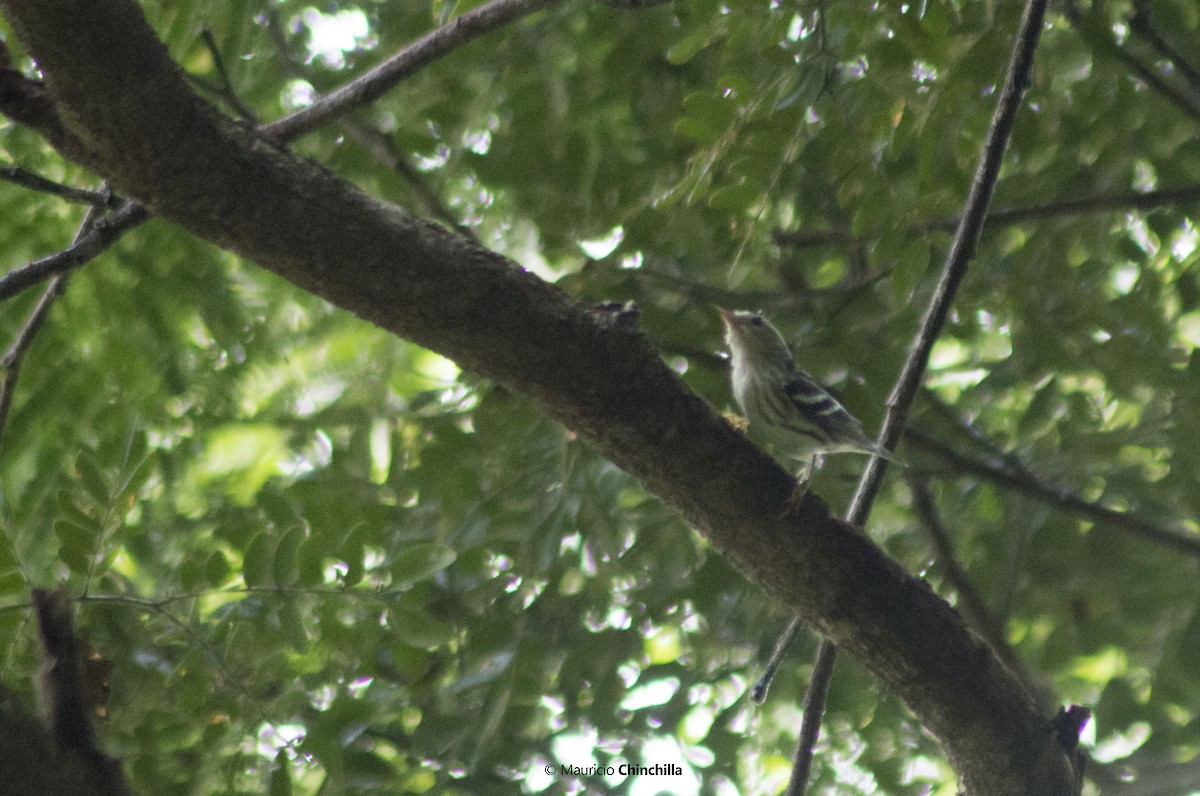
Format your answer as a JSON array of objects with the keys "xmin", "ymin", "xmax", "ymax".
[{"xmin": 2, "ymin": 0, "xmax": 1200, "ymax": 793}]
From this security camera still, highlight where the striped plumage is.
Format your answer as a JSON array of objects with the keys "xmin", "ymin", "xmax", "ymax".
[{"xmin": 717, "ymin": 307, "xmax": 895, "ymax": 469}]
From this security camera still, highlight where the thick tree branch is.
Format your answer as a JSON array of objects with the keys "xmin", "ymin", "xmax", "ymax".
[
  {"xmin": 31, "ymin": 588, "xmax": 129, "ymax": 796},
  {"xmin": 264, "ymin": 0, "xmax": 562, "ymax": 142},
  {"xmin": 0, "ymin": 0, "xmax": 1076, "ymax": 791}
]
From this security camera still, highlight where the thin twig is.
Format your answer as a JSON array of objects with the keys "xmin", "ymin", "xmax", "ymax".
[
  {"xmin": 909, "ymin": 478, "xmax": 1047, "ymax": 701},
  {"xmin": 0, "ymin": 163, "xmax": 122, "ymax": 208},
  {"xmin": 1063, "ymin": 0, "xmax": 1200, "ymax": 124},
  {"xmin": 341, "ymin": 119, "xmax": 479, "ymax": 243},
  {"xmin": 200, "ymin": 28, "xmax": 258, "ymax": 123},
  {"xmin": 774, "ymin": 183, "xmax": 1200, "ymax": 249},
  {"xmin": 264, "ymin": 0, "xmax": 563, "ymax": 143},
  {"xmin": 2, "ymin": 0, "xmax": 552, "ymax": 302},
  {"xmin": 0, "ymin": 204, "xmax": 108, "ymax": 454},
  {"xmin": 782, "ymin": 640, "xmax": 836, "ymax": 796},
  {"xmin": 0, "ymin": 201, "xmax": 146, "ymax": 302},
  {"xmin": 906, "ymin": 428, "xmax": 1200, "ymax": 557},
  {"xmin": 0, "ymin": 276, "xmax": 68, "ymax": 454},
  {"xmin": 1128, "ymin": 0, "xmax": 1200, "ymax": 103},
  {"xmin": 774, "ymin": 2, "xmax": 1050, "ymax": 791}
]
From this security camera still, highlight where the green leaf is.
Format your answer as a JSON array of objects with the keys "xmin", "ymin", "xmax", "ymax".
[
  {"xmin": 269, "ymin": 751, "xmax": 293, "ymax": 796},
  {"xmin": 339, "ymin": 525, "xmax": 368, "ymax": 587},
  {"xmin": 179, "ymin": 557, "xmax": 202, "ymax": 590},
  {"xmin": 205, "ymin": 550, "xmax": 231, "ymax": 587},
  {"xmin": 389, "ymin": 605, "xmax": 456, "ymax": 649},
  {"xmin": 666, "ymin": 24, "xmax": 717, "ymax": 66},
  {"xmin": 75, "ymin": 452, "xmax": 110, "ymax": 504},
  {"xmin": 242, "ymin": 531, "xmax": 272, "ymax": 588},
  {"xmin": 391, "ymin": 543, "xmax": 457, "ymax": 587},
  {"xmin": 55, "ymin": 490, "xmax": 96, "ymax": 529},
  {"xmin": 0, "ymin": 571, "xmax": 26, "ymax": 595},
  {"xmin": 706, "ymin": 181, "xmax": 760, "ymax": 213},
  {"xmin": 272, "ymin": 526, "xmax": 304, "ymax": 587},
  {"xmin": 54, "ymin": 518, "xmax": 95, "ymax": 574},
  {"xmin": 296, "ymin": 537, "xmax": 326, "ymax": 587},
  {"xmin": 278, "ymin": 600, "xmax": 308, "ymax": 653},
  {"xmin": 117, "ymin": 455, "xmax": 155, "ymax": 504}
]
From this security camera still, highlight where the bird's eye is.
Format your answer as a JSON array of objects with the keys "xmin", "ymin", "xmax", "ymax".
[{"xmin": 749, "ymin": 316, "xmax": 764, "ymax": 327}]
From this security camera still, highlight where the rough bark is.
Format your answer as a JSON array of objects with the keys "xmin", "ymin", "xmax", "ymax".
[{"xmin": 0, "ymin": 1, "xmax": 1081, "ymax": 791}]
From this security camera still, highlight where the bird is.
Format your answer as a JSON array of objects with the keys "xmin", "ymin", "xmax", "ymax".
[{"xmin": 716, "ymin": 306, "xmax": 897, "ymax": 477}]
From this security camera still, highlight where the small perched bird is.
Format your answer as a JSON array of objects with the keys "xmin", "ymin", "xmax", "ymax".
[{"xmin": 716, "ymin": 307, "xmax": 897, "ymax": 475}]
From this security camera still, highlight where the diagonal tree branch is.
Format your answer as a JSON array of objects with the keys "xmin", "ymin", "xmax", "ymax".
[
  {"xmin": 0, "ymin": 0, "xmax": 1078, "ymax": 791},
  {"xmin": 0, "ymin": 202, "xmax": 146, "ymax": 302},
  {"xmin": 0, "ymin": 163, "xmax": 121, "ymax": 208},
  {"xmin": 264, "ymin": 0, "xmax": 563, "ymax": 143},
  {"xmin": 909, "ymin": 478, "xmax": 1046, "ymax": 701},
  {"xmin": 1128, "ymin": 0, "xmax": 1200, "ymax": 98},
  {"xmin": 774, "ymin": 183, "xmax": 1200, "ymax": 250},
  {"xmin": 906, "ymin": 428, "xmax": 1200, "ymax": 557},
  {"xmin": 1063, "ymin": 0, "xmax": 1200, "ymax": 124},
  {"xmin": 197, "ymin": 28, "xmax": 258, "ymax": 123},
  {"xmin": 0, "ymin": 278, "xmax": 65, "ymax": 454},
  {"xmin": 0, "ymin": 206, "xmax": 105, "ymax": 454}
]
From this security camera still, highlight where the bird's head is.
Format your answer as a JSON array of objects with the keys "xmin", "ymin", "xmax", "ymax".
[{"xmin": 715, "ymin": 307, "xmax": 794, "ymax": 370}]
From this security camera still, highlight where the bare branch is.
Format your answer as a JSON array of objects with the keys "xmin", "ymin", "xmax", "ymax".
[
  {"xmin": 776, "ymin": 183, "xmax": 1200, "ymax": 250},
  {"xmin": 0, "ymin": 202, "xmax": 146, "ymax": 302},
  {"xmin": 341, "ymin": 118, "xmax": 479, "ymax": 243},
  {"xmin": 773, "ymin": 1, "xmax": 1053, "ymax": 790},
  {"xmin": 0, "ymin": 163, "xmax": 121, "ymax": 207},
  {"xmin": 1063, "ymin": 0, "xmax": 1200, "ymax": 125},
  {"xmin": 871, "ymin": 0, "xmax": 1048, "ymax": 481},
  {"xmin": 782, "ymin": 640, "xmax": 836, "ymax": 796},
  {"xmin": 0, "ymin": 205, "xmax": 107, "ymax": 454},
  {"xmin": 906, "ymin": 428, "xmax": 1200, "ymax": 558},
  {"xmin": 932, "ymin": 183, "xmax": 1200, "ymax": 231},
  {"xmin": 0, "ymin": 277, "xmax": 67, "ymax": 453},
  {"xmin": 1128, "ymin": 0, "xmax": 1200, "ymax": 104},
  {"xmin": 264, "ymin": 0, "xmax": 563, "ymax": 143},
  {"xmin": 199, "ymin": 28, "xmax": 257, "ymax": 123}
]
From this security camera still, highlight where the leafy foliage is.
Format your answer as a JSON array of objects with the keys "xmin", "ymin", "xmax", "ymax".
[{"xmin": 3, "ymin": 0, "xmax": 1200, "ymax": 793}]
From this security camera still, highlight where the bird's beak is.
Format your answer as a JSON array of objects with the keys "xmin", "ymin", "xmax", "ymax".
[{"xmin": 714, "ymin": 305, "xmax": 735, "ymax": 325}]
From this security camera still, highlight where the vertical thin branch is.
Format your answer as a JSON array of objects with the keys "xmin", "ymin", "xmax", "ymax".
[
  {"xmin": 774, "ymin": 1, "xmax": 1051, "ymax": 791},
  {"xmin": 783, "ymin": 641, "xmax": 836, "ymax": 796}
]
